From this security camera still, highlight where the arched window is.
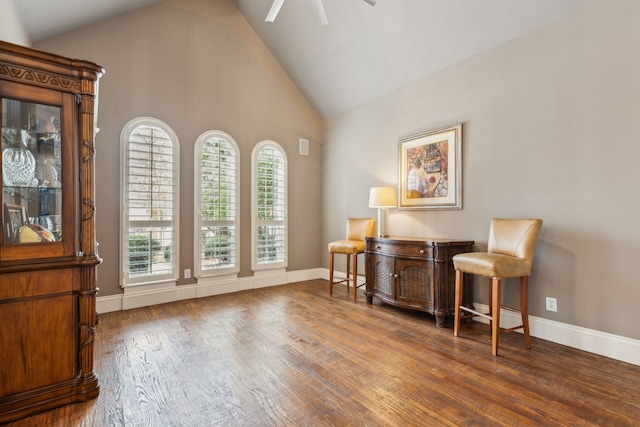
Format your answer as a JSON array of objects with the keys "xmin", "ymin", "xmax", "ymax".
[
  {"xmin": 251, "ymin": 141, "xmax": 287, "ymax": 271},
  {"xmin": 194, "ymin": 131, "xmax": 240, "ymax": 278},
  {"xmin": 120, "ymin": 117, "xmax": 179, "ymax": 286}
]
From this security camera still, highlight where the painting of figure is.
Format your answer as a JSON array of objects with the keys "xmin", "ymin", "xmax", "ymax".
[{"xmin": 398, "ymin": 124, "xmax": 461, "ymax": 210}]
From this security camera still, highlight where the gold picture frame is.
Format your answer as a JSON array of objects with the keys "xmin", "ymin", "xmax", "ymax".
[{"xmin": 398, "ymin": 123, "xmax": 462, "ymax": 210}]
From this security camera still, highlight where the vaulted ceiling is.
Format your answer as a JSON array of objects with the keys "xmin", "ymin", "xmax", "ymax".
[{"xmin": 16, "ymin": 0, "xmax": 595, "ymax": 119}]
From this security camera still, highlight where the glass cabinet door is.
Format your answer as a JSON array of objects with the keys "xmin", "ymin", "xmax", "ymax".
[{"xmin": 2, "ymin": 98, "xmax": 62, "ymax": 246}]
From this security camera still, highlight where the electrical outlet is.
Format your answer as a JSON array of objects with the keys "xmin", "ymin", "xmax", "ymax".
[
  {"xmin": 545, "ymin": 296, "xmax": 557, "ymax": 312},
  {"xmin": 184, "ymin": 269, "xmax": 191, "ymax": 279}
]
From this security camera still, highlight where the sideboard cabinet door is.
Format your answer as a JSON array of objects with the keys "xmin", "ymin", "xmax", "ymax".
[
  {"xmin": 395, "ymin": 257, "xmax": 434, "ymax": 309},
  {"xmin": 368, "ymin": 252, "xmax": 395, "ymax": 300}
]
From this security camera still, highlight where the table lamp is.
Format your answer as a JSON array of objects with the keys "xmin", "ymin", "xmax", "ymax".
[{"xmin": 368, "ymin": 186, "xmax": 397, "ymax": 237}]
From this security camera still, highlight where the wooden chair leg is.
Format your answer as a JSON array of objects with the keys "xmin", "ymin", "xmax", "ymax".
[
  {"xmin": 345, "ymin": 254, "xmax": 351, "ymax": 295},
  {"xmin": 352, "ymin": 253, "xmax": 358, "ymax": 302},
  {"xmin": 520, "ymin": 276, "xmax": 531, "ymax": 348},
  {"xmin": 488, "ymin": 281, "xmax": 493, "ymax": 318},
  {"xmin": 329, "ymin": 252, "xmax": 334, "ymax": 296},
  {"xmin": 453, "ymin": 269, "xmax": 463, "ymax": 337},
  {"xmin": 491, "ymin": 278, "xmax": 501, "ymax": 356}
]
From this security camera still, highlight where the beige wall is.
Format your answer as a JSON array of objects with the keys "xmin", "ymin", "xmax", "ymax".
[
  {"xmin": 34, "ymin": 0, "xmax": 323, "ymax": 296},
  {"xmin": 324, "ymin": 0, "xmax": 640, "ymax": 340},
  {"xmin": 0, "ymin": 0, "xmax": 29, "ymax": 46}
]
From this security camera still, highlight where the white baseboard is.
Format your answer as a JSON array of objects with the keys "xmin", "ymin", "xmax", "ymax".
[
  {"xmin": 97, "ymin": 268, "xmax": 326, "ymax": 313},
  {"xmin": 472, "ymin": 303, "xmax": 640, "ymax": 366},
  {"xmin": 120, "ymin": 280, "xmax": 181, "ymax": 311},
  {"xmin": 193, "ymin": 275, "xmax": 254, "ymax": 298},
  {"xmin": 96, "ymin": 269, "xmax": 640, "ymax": 366},
  {"xmin": 95, "ymin": 294, "xmax": 124, "ymax": 314}
]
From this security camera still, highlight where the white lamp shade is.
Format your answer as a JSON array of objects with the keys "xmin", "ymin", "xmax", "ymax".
[{"xmin": 369, "ymin": 187, "xmax": 397, "ymax": 208}]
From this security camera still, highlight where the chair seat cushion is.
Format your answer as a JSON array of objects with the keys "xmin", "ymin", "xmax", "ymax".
[
  {"xmin": 453, "ymin": 252, "xmax": 532, "ymax": 278},
  {"xmin": 328, "ymin": 240, "xmax": 365, "ymax": 255}
]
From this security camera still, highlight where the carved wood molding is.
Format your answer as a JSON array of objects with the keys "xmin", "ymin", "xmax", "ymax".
[
  {"xmin": 79, "ymin": 323, "xmax": 96, "ymax": 348},
  {"xmin": 0, "ymin": 62, "xmax": 81, "ymax": 92},
  {"xmin": 82, "ymin": 198, "xmax": 97, "ymax": 221}
]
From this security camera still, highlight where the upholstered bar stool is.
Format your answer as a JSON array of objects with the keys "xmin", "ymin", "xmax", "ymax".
[
  {"xmin": 328, "ymin": 218, "xmax": 376, "ymax": 301},
  {"xmin": 453, "ymin": 218, "xmax": 543, "ymax": 355}
]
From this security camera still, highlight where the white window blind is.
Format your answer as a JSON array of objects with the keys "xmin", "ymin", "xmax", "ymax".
[
  {"xmin": 121, "ymin": 118, "xmax": 179, "ymax": 286},
  {"xmin": 252, "ymin": 142, "xmax": 287, "ymax": 271},
  {"xmin": 195, "ymin": 132, "xmax": 239, "ymax": 277}
]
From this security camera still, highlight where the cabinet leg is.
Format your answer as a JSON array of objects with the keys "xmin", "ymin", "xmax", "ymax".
[{"xmin": 435, "ymin": 315, "xmax": 448, "ymax": 328}]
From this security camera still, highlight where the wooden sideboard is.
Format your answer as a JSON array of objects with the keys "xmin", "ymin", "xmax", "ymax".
[{"xmin": 365, "ymin": 236, "xmax": 474, "ymax": 327}]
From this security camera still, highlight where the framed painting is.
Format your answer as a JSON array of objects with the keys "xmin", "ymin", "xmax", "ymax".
[
  {"xmin": 398, "ymin": 123, "xmax": 462, "ymax": 210},
  {"xmin": 3, "ymin": 203, "xmax": 28, "ymax": 243}
]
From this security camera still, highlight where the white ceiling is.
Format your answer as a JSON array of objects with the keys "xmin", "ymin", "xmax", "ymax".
[{"xmin": 16, "ymin": 0, "xmax": 595, "ymax": 119}]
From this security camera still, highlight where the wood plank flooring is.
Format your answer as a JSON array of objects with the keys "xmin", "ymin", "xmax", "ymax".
[{"xmin": 6, "ymin": 279, "xmax": 640, "ymax": 426}]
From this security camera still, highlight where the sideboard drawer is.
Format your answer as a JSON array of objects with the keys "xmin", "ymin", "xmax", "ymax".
[{"xmin": 368, "ymin": 242, "xmax": 433, "ymax": 259}]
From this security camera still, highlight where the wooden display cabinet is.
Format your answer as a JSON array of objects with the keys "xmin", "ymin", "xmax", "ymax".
[
  {"xmin": 365, "ymin": 236, "xmax": 474, "ymax": 327},
  {"xmin": 0, "ymin": 41, "xmax": 103, "ymax": 423}
]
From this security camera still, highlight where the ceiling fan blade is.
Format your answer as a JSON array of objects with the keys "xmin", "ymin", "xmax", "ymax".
[
  {"xmin": 266, "ymin": 0, "xmax": 285, "ymax": 22},
  {"xmin": 362, "ymin": 0, "xmax": 376, "ymax": 5},
  {"xmin": 310, "ymin": 0, "xmax": 329, "ymax": 26}
]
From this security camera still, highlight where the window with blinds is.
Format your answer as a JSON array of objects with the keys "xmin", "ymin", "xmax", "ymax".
[
  {"xmin": 252, "ymin": 141, "xmax": 287, "ymax": 271},
  {"xmin": 195, "ymin": 131, "xmax": 239, "ymax": 277},
  {"xmin": 120, "ymin": 118, "xmax": 179, "ymax": 286}
]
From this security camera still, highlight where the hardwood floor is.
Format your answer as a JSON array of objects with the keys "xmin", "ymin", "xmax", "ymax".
[{"xmin": 6, "ymin": 280, "xmax": 640, "ymax": 426}]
